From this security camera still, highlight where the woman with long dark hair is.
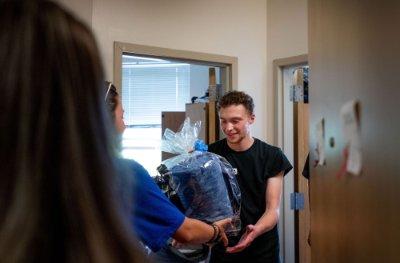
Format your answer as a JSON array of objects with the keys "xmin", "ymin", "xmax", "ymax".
[{"xmin": 0, "ymin": 1, "xmax": 144, "ymax": 262}]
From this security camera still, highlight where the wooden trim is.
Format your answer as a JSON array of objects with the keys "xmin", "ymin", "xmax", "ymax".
[
  {"xmin": 113, "ymin": 42, "xmax": 123, "ymax": 94},
  {"xmin": 273, "ymin": 54, "xmax": 308, "ymax": 146},
  {"xmin": 294, "ymin": 102, "xmax": 311, "ymax": 263},
  {"xmin": 273, "ymin": 55, "xmax": 308, "ymax": 263},
  {"xmin": 208, "ymin": 101, "xmax": 217, "ymax": 143},
  {"xmin": 273, "ymin": 54, "xmax": 308, "ymax": 68},
  {"xmin": 114, "ymin": 41, "xmax": 238, "ymax": 91}
]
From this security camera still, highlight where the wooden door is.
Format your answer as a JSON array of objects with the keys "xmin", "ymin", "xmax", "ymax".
[{"xmin": 309, "ymin": 0, "xmax": 400, "ymax": 261}]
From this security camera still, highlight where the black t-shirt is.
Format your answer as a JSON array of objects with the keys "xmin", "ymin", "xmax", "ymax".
[{"xmin": 209, "ymin": 138, "xmax": 292, "ymax": 263}]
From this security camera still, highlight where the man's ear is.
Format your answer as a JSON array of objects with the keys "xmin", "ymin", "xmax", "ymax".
[{"xmin": 249, "ymin": 114, "xmax": 255, "ymax": 124}]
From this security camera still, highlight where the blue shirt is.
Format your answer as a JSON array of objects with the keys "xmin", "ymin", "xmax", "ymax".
[{"xmin": 118, "ymin": 159, "xmax": 185, "ymax": 252}]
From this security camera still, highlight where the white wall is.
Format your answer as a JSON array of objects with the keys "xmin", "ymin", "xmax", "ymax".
[
  {"xmin": 56, "ymin": 0, "xmax": 92, "ymax": 27},
  {"xmin": 266, "ymin": 0, "xmax": 308, "ymax": 142},
  {"xmin": 55, "ymin": 0, "xmax": 308, "ymax": 145},
  {"xmin": 266, "ymin": 1, "xmax": 308, "ymax": 262},
  {"xmin": 190, "ymin": 65, "xmax": 209, "ymax": 99},
  {"xmin": 91, "ymin": 0, "xmax": 267, "ymax": 139}
]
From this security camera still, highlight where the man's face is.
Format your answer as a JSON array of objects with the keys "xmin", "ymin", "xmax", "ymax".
[{"xmin": 219, "ymin": 104, "xmax": 255, "ymax": 145}]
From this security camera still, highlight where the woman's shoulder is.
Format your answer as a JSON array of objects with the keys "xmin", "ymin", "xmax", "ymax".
[
  {"xmin": 116, "ymin": 158, "xmax": 151, "ymax": 183},
  {"xmin": 117, "ymin": 158, "xmax": 144, "ymax": 170}
]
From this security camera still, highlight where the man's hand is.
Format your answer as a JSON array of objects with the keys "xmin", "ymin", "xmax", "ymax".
[
  {"xmin": 226, "ymin": 224, "xmax": 258, "ymax": 253},
  {"xmin": 213, "ymin": 218, "xmax": 232, "ymax": 246},
  {"xmin": 226, "ymin": 172, "xmax": 284, "ymax": 253}
]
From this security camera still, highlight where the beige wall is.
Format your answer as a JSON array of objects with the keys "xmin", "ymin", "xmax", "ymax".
[
  {"xmin": 91, "ymin": 0, "xmax": 267, "ymax": 139},
  {"xmin": 56, "ymin": 0, "xmax": 308, "ymax": 142},
  {"xmin": 56, "ymin": 0, "xmax": 93, "ymax": 27},
  {"xmin": 266, "ymin": 0, "xmax": 308, "ymax": 142}
]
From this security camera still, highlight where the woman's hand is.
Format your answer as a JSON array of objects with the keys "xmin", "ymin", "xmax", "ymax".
[{"xmin": 212, "ymin": 218, "xmax": 232, "ymax": 246}]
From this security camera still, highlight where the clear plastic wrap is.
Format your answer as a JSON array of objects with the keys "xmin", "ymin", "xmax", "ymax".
[{"xmin": 159, "ymin": 118, "xmax": 241, "ymax": 235}]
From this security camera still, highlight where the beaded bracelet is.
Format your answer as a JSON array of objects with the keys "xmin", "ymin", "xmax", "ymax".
[{"xmin": 205, "ymin": 223, "xmax": 221, "ymax": 246}]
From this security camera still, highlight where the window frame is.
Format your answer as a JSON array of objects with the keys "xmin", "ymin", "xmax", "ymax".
[
  {"xmin": 113, "ymin": 42, "xmax": 238, "ymax": 176},
  {"xmin": 113, "ymin": 42, "xmax": 238, "ymax": 96}
]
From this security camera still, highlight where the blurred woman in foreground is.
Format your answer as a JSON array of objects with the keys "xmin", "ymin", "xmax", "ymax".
[{"xmin": 0, "ymin": 1, "xmax": 144, "ymax": 262}]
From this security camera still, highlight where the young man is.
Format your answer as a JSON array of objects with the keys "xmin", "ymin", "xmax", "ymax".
[{"xmin": 209, "ymin": 91, "xmax": 292, "ymax": 263}]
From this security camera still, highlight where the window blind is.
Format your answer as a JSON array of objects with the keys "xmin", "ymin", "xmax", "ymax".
[{"xmin": 121, "ymin": 64, "xmax": 190, "ymax": 126}]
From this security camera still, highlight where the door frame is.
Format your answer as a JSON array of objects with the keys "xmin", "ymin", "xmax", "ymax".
[
  {"xmin": 273, "ymin": 54, "xmax": 308, "ymax": 147},
  {"xmin": 273, "ymin": 54, "xmax": 308, "ymax": 263}
]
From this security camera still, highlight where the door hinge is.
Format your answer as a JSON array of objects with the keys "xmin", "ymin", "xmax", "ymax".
[{"xmin": 290, "ymin": 192, "xmax": 304, "ymax": 210}]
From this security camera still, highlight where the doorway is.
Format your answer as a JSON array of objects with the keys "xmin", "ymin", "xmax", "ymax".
[{"xmin": 273, "ymin": 55, "xmax": 309, "ymax": 263}]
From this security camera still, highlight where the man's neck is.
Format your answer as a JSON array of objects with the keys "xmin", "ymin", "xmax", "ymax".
[{"xmin": 227, "ymin": 136, "xmax": 254, "ymax": 152}]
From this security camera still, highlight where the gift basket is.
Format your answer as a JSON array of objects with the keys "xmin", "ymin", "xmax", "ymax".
[
  {"xmin": 154, "ymin": 118, "xmax": 241, "ymax": 262},
  {"xmin": 155, "ymin": 118, "xmax": 241, "ymax": 234}
]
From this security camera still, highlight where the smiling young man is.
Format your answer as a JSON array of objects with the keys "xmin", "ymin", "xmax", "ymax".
[{"xmin": 209, "ymin": 91, "xmax": 292, "ymax": 263}]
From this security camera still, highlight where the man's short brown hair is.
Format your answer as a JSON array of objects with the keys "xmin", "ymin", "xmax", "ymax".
[{"xmin": 218, "ymin": 91, "xmax": 254, "ymax": 115}]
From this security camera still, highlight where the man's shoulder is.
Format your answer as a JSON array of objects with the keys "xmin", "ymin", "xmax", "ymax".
[
  {"xmin": 253, "ymin": 138, "xmax": 282, "ymax": 157},
  {"xmin": 254, "ymin": 138, "xmax": 279, "ymax": 150}
]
